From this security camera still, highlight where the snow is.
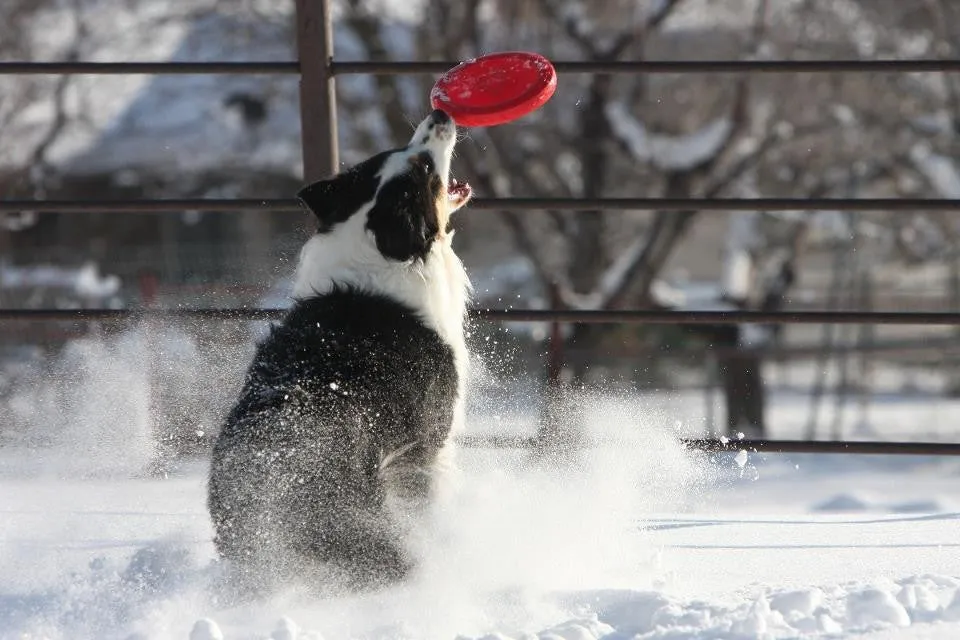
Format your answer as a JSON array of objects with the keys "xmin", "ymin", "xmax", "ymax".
[
  {"xmin": 658, "ymin": 0, "xmax": 800, "ymax": 31},
  {"xmin": 2, "ymin": 328, "xmax": 960, "ymax": 639},
  {"xmin": 3, "ymin": 451, "xmax": 960, "ymax": 639},
  {"xmin": 547, "ymin": 234, "xmax": 650, "ymax": 311},
  {"xmin": 909, "ymin": 143, "xmax": 960, "ymax": 199},
  {"xmin": 60, "ymin": 12, "xmax": 302, "ymax": 178},
  {"xmin": 649, "ymin": 279, "xmax": 735, "ymax": 312},
  {"xmin": 1, "ymin": 1, "xmax": 191, "ymax": 171},
  {"xmin": 190, "ymin": 618, "xmax": 225, "ymax": 640},
  {"xmin": 733, "ymin": 448, "xmax": 750, "ymax": 468},
  {"xmin": 0, "ymin": 261, "xmax": 120, "ymax": 300},
  {"xmin": 721, "ymin": 212, "xmax": 761, "ymax": 303},
  {"xmin": 583, "ymin": 235, "xmax": 648, "ymax": 309}
]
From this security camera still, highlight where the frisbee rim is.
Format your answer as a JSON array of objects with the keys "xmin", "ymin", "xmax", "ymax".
[{"xmin": 430, "ymin": 51, "xmax": 557, "ymax": 127}]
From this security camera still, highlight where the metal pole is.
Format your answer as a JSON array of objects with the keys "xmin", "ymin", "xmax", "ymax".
[
  {"xmin": 6, "ymin": 197, "xmax": 960, "ymax": 213},
  {"xmin": 10, "ymin": 307, "xmax": 960, "ymax": 326},
  {"xmin": 7, "ymin": 59, "xmax": 960, "ymax": 76},
  {"xmin": 327, "ymin": 59, "xmax": 960, "ymax": 75},
  {"xmin": 295, "ymin": 0, "xmax": 338, "ymax": 182},
  {"xmin": 455, "ymin": 435, "xmax": 960, "ymax": 456},
  {"xmin": 0, "ymin": 61, "xmax": 301, "ymax": 74}
]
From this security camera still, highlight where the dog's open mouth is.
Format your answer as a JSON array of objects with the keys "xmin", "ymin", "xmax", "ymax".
[{"xmin": 447, "ymin": 178, "xmax": 472, "ymax": 208}]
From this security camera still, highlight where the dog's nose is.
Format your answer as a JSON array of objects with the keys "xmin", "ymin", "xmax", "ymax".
[{"xmin": 429, "ymin": 109, "xmax": 452, "ymax": 125}]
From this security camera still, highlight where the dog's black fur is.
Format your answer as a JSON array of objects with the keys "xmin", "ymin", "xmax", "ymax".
[
  {"xmin": 207, "ymin": 111, "xmax": 468, "ymax": 592},
  {"xmin": 208, "ymin": 289, "xmax": 457, "ymax": 589}
]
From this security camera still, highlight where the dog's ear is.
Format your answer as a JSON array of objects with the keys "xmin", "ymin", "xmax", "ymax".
[
  {"xmin": 366, "ymin": 173, "xmax": 440, "ymax": 262},
  {"xmin": 297, "ymin": 151, "xmax": 391, "ymax": 232},
  {"xmin": 297, "ymin": 175, "xmax": 356, "ymax": 232}
]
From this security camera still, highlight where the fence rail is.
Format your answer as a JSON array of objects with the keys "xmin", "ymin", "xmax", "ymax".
[
  {"xmin": 5, "ymin": 59, "xmax": 960, "ymax": 75},
  {"xmin": 332, "ymin": 59, "xmax": 960, "ymax": 75},
  {"xmin": 458, "ymin": 436, "xmax": 960, "ymax": 456},
  {"xmin": 5, "ymin": 308, "xmax": 960, "ymax": 325},
  {"xmin": 4, "ymin": 198, "xmax": 960, "ymax": 213},
  {"xmin": 0, "ymin": 61, "xmax": 300, "ymax": 74}
]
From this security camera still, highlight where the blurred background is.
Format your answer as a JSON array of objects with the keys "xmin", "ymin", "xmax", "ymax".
[{"xmin": 2, "ymin": 0, "xmax": 960, "ymax": 466}]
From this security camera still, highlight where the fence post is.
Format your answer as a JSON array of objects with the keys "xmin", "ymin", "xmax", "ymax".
[
  {"xmin": 535, "ymin": 281, "xmax": 585, "ymax": 455},
  {"xmin": 295, "ymin": 0, "xmax": 338, "ymax": 182},
  {"xmin": 546, "ymin": 281, "xmax": 564, "ymax": 387}
]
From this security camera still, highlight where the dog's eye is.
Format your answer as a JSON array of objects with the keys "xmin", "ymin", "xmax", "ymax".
[
  {"xmin": 407, "ymin": 152, "xmax": 434, "ymax": 176},
  {"xmin": 419, "ymin": 153, "xmax": 434, "ymax": 174}
]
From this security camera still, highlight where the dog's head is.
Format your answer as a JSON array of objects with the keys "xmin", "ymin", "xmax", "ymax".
[{"xmin": 297, "ymin": 109, "xmax": 472, "ymax": 262}]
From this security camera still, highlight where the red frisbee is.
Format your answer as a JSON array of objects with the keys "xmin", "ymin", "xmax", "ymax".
[{"xmin": 430, "ymin": 51, "xmax": 557, "ymax": 128}]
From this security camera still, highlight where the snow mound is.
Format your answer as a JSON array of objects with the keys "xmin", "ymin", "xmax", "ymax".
[
  {"xmin": 947, "ymin": 589, "xmax": 960, "ymax": 622},
  {"xmin": 811, "ymin": 493, "xmax": 873, "ymax": 512},
  {"xmin": 189, "ymin": 618, "xmax": 224, "ymax": 640},
  {"xmin": 888, "ymin": 499, "xmax": 952, "ymax": 514},
  {"xmin": 812, "ymin": 493, "xmax": 954, "ymax": 514},
  {"xmin": 269, "ymin": 616, "xmax": 302, "ymax": 640},
  {"xmin": 769, "ymin": 587, "xmax": 825, "ymax": 618},
  {"xmin": 532, "ymin": 618, "xmax": 614, "ymax": 640},
  {"xmin": 896, "ymin": 583, "xmax": 942, "ymax": 622}
]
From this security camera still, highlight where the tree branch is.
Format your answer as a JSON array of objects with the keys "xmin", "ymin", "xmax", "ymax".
[
  {"xmin": 923, "ymin": 0, "xmax": 960, "ymax": 124},
  {"xmin": 608, "ymin": 0, "xmax": 685, "ymax": 58},
  {"xmin": 343, "ymin": 1, "xmax": 417, "ymax": 144},
  {"xmin": 455, "ymin": 0, "xmax": 485, "ymax": 56},
  {"xmin": 481, "ymin": 124, "xmax": 576, "ymax": 197},
  {"xmin": 459, "ymin": 139, "xmax": 579, "ymax": 301},
  {"xmin": 586, "ymin": 0, "xmax": 770, "ymax": 310},
  {"xmin": 537, "ymin": 0, "xmax": 598, "ymax": 57}
]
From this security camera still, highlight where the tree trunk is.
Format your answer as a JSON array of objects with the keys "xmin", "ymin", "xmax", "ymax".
[{"xmin": 566, "ymin": 74, "xmax": 614, "ymax": 384}]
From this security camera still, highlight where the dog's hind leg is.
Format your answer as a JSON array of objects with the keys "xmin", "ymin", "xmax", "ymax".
[
  {"xmin": 307, "ymin": 512, "xmax": 412, "ymax": 590},
  {"xmin": 379, "ymin": 441, "xmax": 439, "ymax": 521}
]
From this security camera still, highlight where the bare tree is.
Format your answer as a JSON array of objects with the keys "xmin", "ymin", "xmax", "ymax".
[
  {"xmin": 332, "ymin": 0, "xmax": 831, "ymax": 441},
  {"xmin": 5, "ymin": 0, "xmax": 953, "ymax": 443},
  {"xmin": 0, "ymin": 1, "xmax": 84, "ymax": 233}
]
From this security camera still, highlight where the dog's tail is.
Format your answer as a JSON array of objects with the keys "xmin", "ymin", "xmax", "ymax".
[{"xmin": 378, "ymin": 440, "xmax": 419, "ymax": 472}]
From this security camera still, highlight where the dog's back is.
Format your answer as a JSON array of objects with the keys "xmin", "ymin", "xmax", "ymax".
[{"xmin": 208, "ymin": 288, "xmax": 456, "ymax": 587}]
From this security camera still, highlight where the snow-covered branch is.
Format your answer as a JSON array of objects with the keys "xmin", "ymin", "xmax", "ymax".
[
  {"xmin": 342, "ymin": 3, "xmax": 418, "ymax": 144},
  {"xmin": 605, "ymin": 103, "xmax": 734, "ymax": 172},
  {"xmin": 539, "ymin": 0, "xmax": 684, "ymax": 59},
  {"xmin": 456, "ymin": 133, "xmax": 581, "ymax": 303},
  {"xmin": 558, "ymin": 234, "xmax": 650, "ymax": 310},
  {"xmin": 909, "ymin": 142, "xmax": 960, "ymax": 198},
  {"xmin": 0, "ymin": 262, "xmax": 121, "ymax": 300},
  {"xmin": 643, "ymin": 0, "xmax": 685, "ymax": 29},
  {"xmin": 566, "ymin": 1, "xmax": 775, "ymax": 312}
]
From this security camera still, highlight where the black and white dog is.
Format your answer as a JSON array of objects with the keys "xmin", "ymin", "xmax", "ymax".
[{"xmin": 208, "ymin": 110, "xmax": 472, "ymax": 590}]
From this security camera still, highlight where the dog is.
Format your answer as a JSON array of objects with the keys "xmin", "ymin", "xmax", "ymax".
[{"xmin": 207, "ymin": 109, "xmax": 472, "ymax": 591}]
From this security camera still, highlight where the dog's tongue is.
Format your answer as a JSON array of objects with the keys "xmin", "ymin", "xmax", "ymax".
[{"xmin": 448, "ymin": 178, "xmax": 472, "ymax": 201}]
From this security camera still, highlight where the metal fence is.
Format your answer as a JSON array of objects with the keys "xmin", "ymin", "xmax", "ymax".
[{"xmin": 2, "ymin": 0, "xmax": 960, "ymax": 456}]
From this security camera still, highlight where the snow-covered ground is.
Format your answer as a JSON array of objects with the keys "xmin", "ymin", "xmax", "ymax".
[
  {"xmin": 2, "ymin": 333, "xmax": 960, "ymax": 639},
  {"xmin": 2, "ymin": 442, "xmax": 959, "ymax": 639}
]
